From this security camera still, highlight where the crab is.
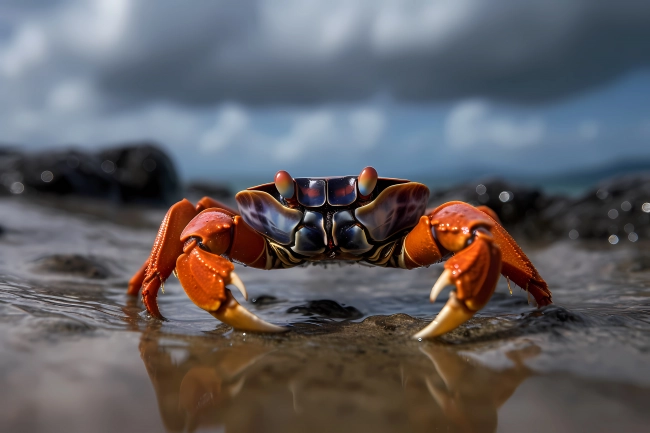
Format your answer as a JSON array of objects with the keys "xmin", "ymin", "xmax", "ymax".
[{"xmin": 127, "ymin": 167, "xmax": 551, "ymax": 339}]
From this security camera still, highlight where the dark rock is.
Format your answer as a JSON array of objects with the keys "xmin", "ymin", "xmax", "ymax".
[
  {"xmin": 429, "ymin": 173, "xmax": 650, "ymax": 242},
  {"xmin": 32, "ymin": 254, "xmax": 110, "ymax": 279},
  {"xmin": 287, "ymin": 299, "xmax": 363, "ymax": 319},
  {"xmin": 15, "ymin": 149, "xmax": 116, "ymax": 197},
  {"xmin": 0, "ymin": 142, "xmax": 181, "ymax": 205},
  {"xmin": 429, "ymin": 178, "xmax": 560, "ymax": 240},
  {"xmin": 541, "ymin": 173, "xmax": 650, "ymax": 241},
  {"xmin": 98, "ymin": 143, "xmax": 181, "ymax": 205}
]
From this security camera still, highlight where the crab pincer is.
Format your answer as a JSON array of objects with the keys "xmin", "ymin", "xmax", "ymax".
[
  {"xmin": 176, "ymin": 210, "xmax": 284, "ymax": 332},
  {"xmin": 128, "ymin": 199, "xmax": 285, "ymax": 332},
  {"xmin": 404, "ymin": 202, "xmax": 551, "ymax": 339}
]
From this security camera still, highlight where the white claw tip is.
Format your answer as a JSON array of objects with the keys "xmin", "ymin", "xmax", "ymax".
[
  {"xmin": 413, "ymin": 293, "xmax": 475, "ymax": 340},
  {"xmin": 211, "ymin": 290, "xmax": 287, "ymax": 333},
  {"xmin": 430, "ymin": 269, "xmax": 453, "ymax": 303},
  {"xmin": 229, "ymin": 271, "xmax": 248, "ymax": 301}
]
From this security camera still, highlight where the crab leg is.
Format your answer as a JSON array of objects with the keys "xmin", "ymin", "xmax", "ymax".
[
  {"xmin": 135, "ymin": 199, "xmax": 199, "ymax": 318},
  {"xmin": 127, "ymin": 259, "xmax": 150, "ymax": 297},
  {"xmin": 404, "ymin": 201, "xmax": 551, "ymax": 339},
  {"xmin": 477, "ymin": 209, "xmax": 551, "ymax": 306},
  {"xmin": 128, "ymin": 197, "xmax": 239, "ymax": 298}
]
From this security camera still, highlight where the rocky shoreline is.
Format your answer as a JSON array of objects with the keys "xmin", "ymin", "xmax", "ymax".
[{"xmin": 2, "ymin": 144, "xmax": 649, "ymax": 245}]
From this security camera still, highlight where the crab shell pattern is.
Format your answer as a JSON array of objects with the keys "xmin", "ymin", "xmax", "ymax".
[
  {"xmin": 236, "ymin": 175, "xmax": 429, "ymax": 267},
  {"xmin": 128, "ymin": 167, "xmax": 552, "ymax": 340}
]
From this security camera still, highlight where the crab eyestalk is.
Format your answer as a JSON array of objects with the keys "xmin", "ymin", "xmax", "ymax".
[
  {"xmin": 358, "ymin": 166, "xmax": 378, "ymax": 197},
  {"xmin": 275, "ymin": 170, "xmax": 295, "ymax": 199}
]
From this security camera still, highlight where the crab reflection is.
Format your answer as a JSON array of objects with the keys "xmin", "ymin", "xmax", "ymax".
[
  {"xmin": 138, "ymin": 330, "xmax": 539, "ymax": 433},
  {"xmin": 413, "ymin": 344, "xmax": 540, "ymax": 432}
]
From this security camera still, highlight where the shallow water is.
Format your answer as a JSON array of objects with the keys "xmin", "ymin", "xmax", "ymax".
[{"xmin": 0, "ymin": 197, "xmax": 649, "ymax": 433}]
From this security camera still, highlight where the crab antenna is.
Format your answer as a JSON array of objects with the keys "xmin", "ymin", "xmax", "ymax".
[
  {"xmin": 275, "ymin": 170, "xmax": 295, "ymax": 199},
  {"xmin": 358, "ymin": 166, "xmax": 378, "ymax": 197}
]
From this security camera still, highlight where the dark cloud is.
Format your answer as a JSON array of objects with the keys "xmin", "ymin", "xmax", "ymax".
[
  {"xmin": 2, "ymin": 0, "xmax": 650, "ymax": 109},
  {"xmin": 89, "ymin": 1, "xmax": 650, "ymax": 106}
]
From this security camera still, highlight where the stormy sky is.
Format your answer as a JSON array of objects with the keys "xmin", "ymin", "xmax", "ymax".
[{"xmin": 1, "ymin": 0, "xmax": 649, "ymax": 181}]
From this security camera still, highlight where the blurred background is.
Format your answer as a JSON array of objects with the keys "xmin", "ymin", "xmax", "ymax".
[
  {"xmin": 1, "ymin": 0, "xmax": 649, "ymax": 196},
  {"xmin": 2, "ymin": 5, "xmax": 650, "ymax": 432}
]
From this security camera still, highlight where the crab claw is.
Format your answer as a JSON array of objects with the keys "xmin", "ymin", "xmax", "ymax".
[
  {"xmin": 210, "ymin": 290, "xmax": 285, "ymax": 333},
  {"xmin": 414, "ymin": 228, "xmax": 502, "ymax": 339},
  {"xmin": 176, "ymin": 238, "xmax": 285, "ymax": 333}
]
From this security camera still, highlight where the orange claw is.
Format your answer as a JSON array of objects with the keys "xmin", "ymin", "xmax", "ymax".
[
  {"xmin": 442, "ymin": 228, "xmax": 502, "ymax": 311},
  {"xmin": 176, "ymin": 209, "xmax": 285, "ymax": 332},
  {"xmin": 128, "ymin": 202, "xmax": 281, "ymax": 332},
  {"xmin": 177, "ymin": 216, "xmax": 284, "ymax": 333},
  {"xmin": 128, "ymin": 198, "xmax": 237, "ymax": 303},
  {"xmin": 175, "ymin": 238, "xmax": 233, "ymax": 312},
  {"xmin": 409, "ymin": 201, "xmax": 551, "ymax": 339}
]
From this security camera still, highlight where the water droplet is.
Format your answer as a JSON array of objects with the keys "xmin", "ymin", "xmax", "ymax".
[
  {"xmin": 499, "ymin": 191, "xmax": 511, "ymax": 202},
  {"xmin": 40, "ymin": 171, "xmax": 54, "ymax": 183},
  {"xmin": 621, "ymin": 201, "xmax": 632, "ymax": 211},
  {"xmin": 475, "ymin": 184, "xmax": 486, "ymax": 195},
  {"xmin": 10, "ymin": 182, "xmax": 24, "ymax": 194},
  {"xmin": 608, "ymin": 235, "xmax": 619, "ymax": 245},
  {"xmin": 628, "ymin": 232, "xmax": 639, "ymax": 242},
  {"xmin": 596, "ymin": 189, "xmax": 608, "ymax": 200},
  {"xmin": 642, "ymin": 203, "xmax": 650, "ymax": 213},
  {"xmin": 101, "ymin": 160, "xmax": 115, "ymax": 174},
  {"xmin": 569, "ymin": 229, "xmax": 579, "ymax": 240},
  {"xmin": 608, "ymin": 209, "xmax": 619, "ymax": 219}
]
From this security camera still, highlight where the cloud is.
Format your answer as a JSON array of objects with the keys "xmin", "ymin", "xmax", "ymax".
[
  {"xmin": 0, "ymin": 24, "xmax": 46, "ymax": 78},
  {"xmin": 198, "ymin": 105, "xmax": 249, "ymax": 153},
  {"xmin": 46, "ymin": 79, "xmax": 97, "ymax": 113},
  {"xmin": 1, "ymin": 1, "xmax": 649, "ymax": 181},
  {"xmin": 274, "ymin": 111, "xmax": 336, "ymax": 161},
  {"xmin": 577, "ymin": 120, "xmax": 600, "ymax": 141},
  {"xmin": 349, "ymin": 108, "xmax": 386, "ymax": 149},
  {"xmin": 198, "ymin": 106, "xmax": 386, "ymax": 163},
  {"xmin": 445, "ymin": 100, "xmax": 545, "ymax": 148},
  {"xmin": 2, "ymin": 0, "xmax": 650, "ymax": 109}
]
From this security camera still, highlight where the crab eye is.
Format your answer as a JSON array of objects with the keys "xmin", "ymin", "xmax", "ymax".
[
  {"xmin": 358, "ymin": 166, "xmax": 378, "ymax": 197},
  {"xmin": 274, "ymin": 170, "xmax": 295, "ymax": 199}
]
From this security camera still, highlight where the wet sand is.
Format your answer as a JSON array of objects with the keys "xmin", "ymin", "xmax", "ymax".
[{"xmin": 0, "ymin": 197, "xmax": 649, "ymax": 432}]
